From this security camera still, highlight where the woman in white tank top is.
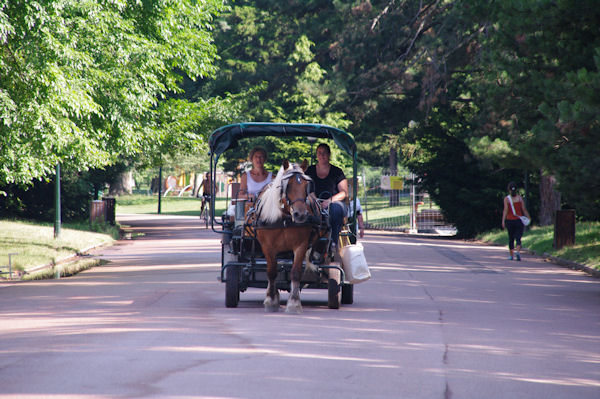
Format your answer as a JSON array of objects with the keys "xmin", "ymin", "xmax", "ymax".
[{"xmin": 239, "ymin": 147, "xmax": 272, "ymax": 199}]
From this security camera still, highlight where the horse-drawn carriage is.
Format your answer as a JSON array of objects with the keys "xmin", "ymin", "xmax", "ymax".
[{"xmin": 208, "ymin": 123, "xmax": 361, "ymax": 312}]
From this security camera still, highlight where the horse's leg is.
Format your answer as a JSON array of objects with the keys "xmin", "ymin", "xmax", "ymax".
[
  {"xmin": 285, "ymin": 268, "xmax": 302, "ymax": 314},
  {"xmin": 285, "ymin": 244, "xmax": 308, "ymax": 314},
  {"xmin": 263, "ymin": 251, "xmax": 280, "ymax": 312}
]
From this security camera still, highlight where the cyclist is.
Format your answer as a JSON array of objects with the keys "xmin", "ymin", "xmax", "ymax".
[{"xmin": 199, "ymin": 172, "xmax": 211, "ymax": 219}]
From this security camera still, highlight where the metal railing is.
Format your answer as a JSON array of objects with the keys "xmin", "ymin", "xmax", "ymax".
[
  {"xmin": 0, "ymin": 253, "xmax": 18, "ymax": 280},
  {"xmin": 358, "ymin": 168, "xmax": 455, "ymax": 234}
]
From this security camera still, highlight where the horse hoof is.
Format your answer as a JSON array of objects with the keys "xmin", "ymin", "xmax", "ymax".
[
  {"xmin": 285, "ymin": 299, "xmax": 303, "ymax": 314},
  {"xmin": 263, "ymin": 297, "xmax": 280, "ymax": 312},
  {"xmin": 285, "ymin": 304, "xmax": 303, "ymax": 314},
  {"xmin": 264, "ymin": 304, "xmax": 280, "ymax": 313}
]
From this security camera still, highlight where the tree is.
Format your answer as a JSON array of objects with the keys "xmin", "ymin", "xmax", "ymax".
[
  {"xmin": 465, "ymin": 0, "xmax": 600, "ymax": 221},
  {"xmin": 194, "ymin": 1, "xmax": 350, "ymax": 125},
  {"xmin": 327, "ymin": 0, "xmax": 600, "ymax": 228},
  {"xmin": 187, "ymin": 1, "xmax": 354, "ymax": 171},
  {"xmin": 400, "ymin": 98, "xmax": 520, "ymax": 238},
  {"xmin": 329, "ymin": 1, "xmax": 476, "ymax": 158},
  {"xmin": 0, "ymin": 0, "xmax": 225, "ymax": 186}
]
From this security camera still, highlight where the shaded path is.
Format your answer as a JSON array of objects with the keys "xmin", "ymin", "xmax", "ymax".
[{"xmin": 0, "ymin": 214, "xmax": 598, "ymax": 398}]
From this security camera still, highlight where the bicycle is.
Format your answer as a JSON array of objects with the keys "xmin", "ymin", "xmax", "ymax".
[{"xmin": 199, "ymin": 194, "xmax": 211, "ymax": 228}]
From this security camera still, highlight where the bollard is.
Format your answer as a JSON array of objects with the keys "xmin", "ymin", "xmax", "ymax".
[{"xmin": 90, "ymin": 200, "xmax": 106, "ymax": 224}]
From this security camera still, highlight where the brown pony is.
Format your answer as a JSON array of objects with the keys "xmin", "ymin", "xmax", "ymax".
[{"xmin": 254, "ymin": 160, "xmax": 320, "ymax": 313}]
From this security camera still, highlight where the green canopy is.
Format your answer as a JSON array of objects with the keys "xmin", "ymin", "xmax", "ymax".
[{"xmin": 208, "ymin": 122, "xmax": 356, "ymax": 157}]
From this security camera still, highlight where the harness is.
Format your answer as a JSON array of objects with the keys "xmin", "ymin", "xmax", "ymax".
[{"xmin": 250, "ymin": 168, "xmax": 328, "ymax": 248}]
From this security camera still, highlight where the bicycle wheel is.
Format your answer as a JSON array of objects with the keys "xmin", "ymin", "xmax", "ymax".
[{"xmin": 204, "ymin": 202, "xmax": 210, "ymax": 228}]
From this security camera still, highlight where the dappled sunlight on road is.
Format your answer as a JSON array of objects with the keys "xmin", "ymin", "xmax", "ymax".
[
  {"xmin": 366, "ymin": 238, "xmax": 496, "ymax": 248},
  {"xmin": 1, "ymin": 215, "xmax": 598, "ymax": 399}
]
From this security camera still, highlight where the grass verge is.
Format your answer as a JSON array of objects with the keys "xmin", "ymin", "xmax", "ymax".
[
  {"xmin": 477, "ymin": 221, "xmax": 600, "ymax": 271},
  {"xmin": 0, "ymin": 220, "xmax": 118, "ymax": 279}
]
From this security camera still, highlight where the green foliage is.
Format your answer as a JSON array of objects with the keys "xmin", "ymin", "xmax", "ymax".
[
  {"xmin": 402, "ymin": 110, "xmax": 521, "ymax": 238},
  {"xmin": 327, "ymin": 0, "xmax": 600, "ymax": 223},
  {"xmin": 0, "ymin": 0, "xmax": 225, "ymax": 185},
  {"xmin": 199, "ymin": 1, "xmax": 351, "ymax": 127},
  {"xmin": 0, "ymin": 166, "xmax": 108, "ymax": 221},
  {"xmin": 533, "ymin": 53, "xmax": 600, "ymax": 219},
  {"xmin": 4, "ymin": 0, "xmax": 599, "ymax": 228},
  {"xmin": 194, "ymin": 2, "xmax": 355, "ymax": 174},
  {"xmin": 328, "ymin": 0, "xmax": 472, "ymax": 165},
  {"xmin": 466, "ymin": 0, "xmax": 600, "ymax": 218}
]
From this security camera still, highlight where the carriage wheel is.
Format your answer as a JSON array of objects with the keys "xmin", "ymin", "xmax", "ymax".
[
  {"xmin": 341, "ymin": 283, "xmax": 354, "ymax": 304},
  {"xmin": 327, "ymin": 268, "xmax": 341, "ymax": 309},
  {"xmin": 225, "ymin": 266, "xmax": 240, "ymax": 308}
]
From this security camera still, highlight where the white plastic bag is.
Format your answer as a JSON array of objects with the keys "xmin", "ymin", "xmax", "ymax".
[{"xmin": 339, "ymin": 242, "xmax": 371, "ymax": 284}]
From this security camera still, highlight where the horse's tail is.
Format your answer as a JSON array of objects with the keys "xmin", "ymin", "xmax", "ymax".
[{"xmin": 256, "ymin": 165, "xmax": 287, "ymax": 224}]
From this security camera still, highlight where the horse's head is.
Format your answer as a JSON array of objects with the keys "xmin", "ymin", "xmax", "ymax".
[
  {"xmin": 281, "ymin": 160, "xmax": 313, "ymax": 223},
  {"xmin": 256, "ymin": 160, "xmax": 314, "ymax": 225}
]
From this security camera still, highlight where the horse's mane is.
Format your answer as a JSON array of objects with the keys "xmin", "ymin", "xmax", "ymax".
[
  {"xmin": 256, "ymin": 162, "xmax": 308, "ymax": 224},
  {"xmin": 256, "ymin": 164, "xmax": 287, "ymax": 224}
]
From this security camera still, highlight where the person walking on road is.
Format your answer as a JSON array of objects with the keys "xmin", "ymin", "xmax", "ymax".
[{"xmin": 501, "ymin": 181, "xmax": 531, "ymax": 261}]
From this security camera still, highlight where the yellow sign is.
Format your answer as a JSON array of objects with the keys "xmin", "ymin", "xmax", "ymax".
[{"xmin": 390, "ymin": 176, "xmax": 404, "ymax": 190}]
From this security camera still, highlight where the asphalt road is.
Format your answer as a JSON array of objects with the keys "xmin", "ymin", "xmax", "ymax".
[{"xmin": 0, "ymin": 214, "xmax": 598, "ymax": 399}]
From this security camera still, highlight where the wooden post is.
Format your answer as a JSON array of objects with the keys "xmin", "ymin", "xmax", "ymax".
[{"xmin": 553, "ymin": 209, "xmax": 575, "ymax": 249}]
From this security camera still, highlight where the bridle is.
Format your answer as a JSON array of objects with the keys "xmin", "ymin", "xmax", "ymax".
[
  {"xmin": 281, "ymin": 171, "xmax": 314, "ymax": 208},
  {"xmin": 252, "ymin": 164, "xmax": 323, "ymax": 231}
]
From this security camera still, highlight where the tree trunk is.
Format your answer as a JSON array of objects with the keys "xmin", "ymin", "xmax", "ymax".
[
  {"xmin": 389, "ymin": 146, "xmax": 398, "ymax": 175},
  {"xmin": 109, "ymin": 170, "xmax": 135, "ymax": 196},
  {"xmin": 553, "ymin": 209, "xmax": 575, "ymax": 249},
  {"xmin": 539, "ymin": 170, "xmax": 561, "ymax": 226}
]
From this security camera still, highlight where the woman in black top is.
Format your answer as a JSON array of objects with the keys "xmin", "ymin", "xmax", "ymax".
[{"xmin": 306, "ymin": 143, "xmax": 348, "ymax": 250}]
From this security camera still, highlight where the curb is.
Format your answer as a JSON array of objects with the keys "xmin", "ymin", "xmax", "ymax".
[
  {"xmin": 1, "ymin": 242, "xmax": 114, "ymax": 282},
  {"xmin": 486, "ymin": 242, "xmax": 599, "ymax": 279},
  {"xmin": 24, "ymin": 242, "xmax": 112, "ymax": 274},
  {"xmin": 538, "ymin": 252, "xmax": 600, "ymax": 278}
]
